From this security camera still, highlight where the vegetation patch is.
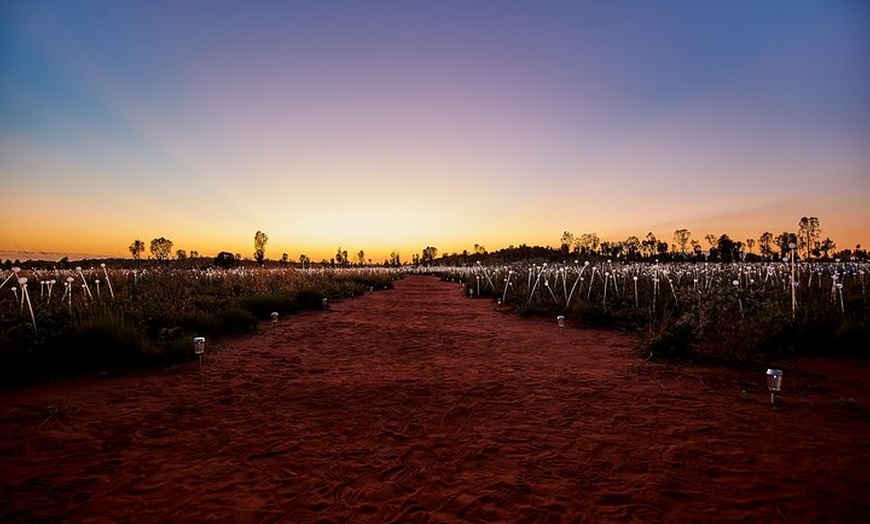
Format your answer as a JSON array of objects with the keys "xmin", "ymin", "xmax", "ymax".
[{"xmin": 0, "ymin": 266, "xmax": 404, "ymax": 379}]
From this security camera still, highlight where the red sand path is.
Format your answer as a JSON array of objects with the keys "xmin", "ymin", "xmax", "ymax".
[{"xmin": 1, "ymin": 275, "xmax": 868, "ymax": 523}]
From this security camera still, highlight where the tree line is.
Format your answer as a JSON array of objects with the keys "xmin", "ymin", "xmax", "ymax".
[
  {"xmin": 109, "ymin": 216, "xmax": 864, "ymax": 271},
  {"xmin": 124, "ymin": 231, "xmax": 405, "ymax": 269},
  {"xmin": 551, "ymin": 216, "xmax": 855, "ymax": 263},
  {"xmin": 437, "ymin": 217, "xmax": 865, "ymax": 266}
]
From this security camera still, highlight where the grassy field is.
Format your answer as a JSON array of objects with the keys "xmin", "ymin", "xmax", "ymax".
[
  {"xmin": 0, "ymin": 265, "xmax": 402, "ymax": 376},
  {"xmin": 1, "ymin": 259, "xmax": 867, "ymax": 378},
  {"xmin": 433, "ymin": 259, "xmax": 869, "ymax": 363}
]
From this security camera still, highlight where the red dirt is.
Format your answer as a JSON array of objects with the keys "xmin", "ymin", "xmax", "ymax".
[{"xmin": 1, "ymin": 275, "xmax": 868, "ymax": 523}]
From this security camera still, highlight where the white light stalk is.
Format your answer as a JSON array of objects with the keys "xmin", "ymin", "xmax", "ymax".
[
  {"xmin": 19, "ymin": 278, "xmax": 37, "ymax": 335},
  {"xmin": 101, "ymin": 263, "xmax": 115, "ymax": 299},
  {"xmin": 77, "ymin": 267, "xmax": 93, "ymax": 299}
]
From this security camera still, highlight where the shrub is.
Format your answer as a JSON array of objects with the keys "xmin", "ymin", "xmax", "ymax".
[
  {"xmin": 214, "ymin": 307, "xmax": 260, "ymax": 336},
  {"xmin": 240, "ymin": 294, "xmax": 299, "ymax": 319},
  {"xmin": 47, "ymin": 313, "xmax": 148, "ymax": 370},
  {"xmin": 214, "ymin": 251, "xmax": 238, "ymax": 268}
]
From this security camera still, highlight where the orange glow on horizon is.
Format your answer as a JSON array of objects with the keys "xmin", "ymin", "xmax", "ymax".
[{"xmin": 2, "ymin": 215, "xmax": 867, "ymax": 264}]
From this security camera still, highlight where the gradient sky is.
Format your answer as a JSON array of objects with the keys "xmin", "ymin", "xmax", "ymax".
[{"xmin": 1, "ymin": 1, "xmax": 868, "ymax": 262}]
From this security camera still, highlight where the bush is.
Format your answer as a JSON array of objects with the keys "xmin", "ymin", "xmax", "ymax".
[
  {"xmin": 295, "ymin": 289, "xmax": 326, "ymax": 310},
  {"xmin": 240, "ymin": 294, "xmax": 299, "ymax": 319},
  {"xmin": 834, "ymin": 317, "xmax": 869, "ymax": 354},
  {"xmin": 47, "ymin": 314, "xmax": 149, "ymax": 370},
  {"xmin": 0, "ymin": 266, "xmax": 406, "ymax": 378},
  {"xmin": 214, "ymin": 251, "xmax": 238, "ymax": 268},
  {"xmin": 645, "ymin": 327, "xmax": 693, "ymax": 360},
  {"xmin": 214, "ymin": 308, "xmax": 259, "ymax": 336}
]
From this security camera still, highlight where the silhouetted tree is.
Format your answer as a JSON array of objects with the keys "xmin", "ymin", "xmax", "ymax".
[
  {"xmin": 175, "ymin": 249, "xmax": 187, "ymax": 261},
  {"xmin": 214, "ymin": 251, "xmax": 237, "ymax": 268},
  {"xmin": 673, "ymin": 229, "xmax": 691, "ymax": 256},
  {"xmin": 641, "ymin": 232, "xmax": 657, "ymax": 258},
  {"xmin": 129, "ymin": 239, "xmax": 145, "ymax": 269},
  {"xmin": 150, "ymin": 237, "xmax": 173, "ymax": 266},
  {"xmin": 758, "ymin": 232, "xmax": 774, "ymax": 260},
  {"xmin": 704, "ymin": 234, "xmax": 717, "ymax": 251},
  {"xmin": 775, "ymin": 232, "xmax": 798, "ymax": 259},
  {"xmin": 334, "ymin": 247, "xmax": 348, "ymax": 266},
  {"xmin": 254, "ymin": 230, "xmax": 269, "ymax": 267},
  {"xmin": 577, "ymin": 233, "xmax": 600, "ymax": 256},
  {"xmin": 798, "ymin": 217, "xmax": 820, "ymax": 260},
  {"xmin": 624, "ymin": 236, "xmax": 640, "ymax": 260},
  {"xmin": 559, "ymin": 231, "xmax": 574, "ymax": 256},
  {"xmin": 819, "ymin": 237, "xmax": 836, "ymax": 259},
  {"xmin": 656, "ymin": 241, "xmax": 669, "ymax": 258},
  {"xmin": 717, "ymin": 234, "xmax": 737, "ymax": 263},
  {"xmin": 421, "ymin": 246, "xmax": 438, "ymax": 265}
]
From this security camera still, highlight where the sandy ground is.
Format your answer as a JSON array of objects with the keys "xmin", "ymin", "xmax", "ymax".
[{"xmin": 1, "ymin": 274, "xmax": 868, "ymax": 523}]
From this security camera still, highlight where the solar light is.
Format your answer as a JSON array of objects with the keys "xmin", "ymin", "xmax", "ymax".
[
  {"xmin": 271, "ymin": 312, "xmax": 278, "ymax": 323},
  {"xmin": 556, "ymin": 315, "xmax": 565, "ymax": 335},
  {"xmin": 194, "ymin": 336, "xmax": 205, "ymax": 366},
  {"xmin": 322, "ymin": 297, "xmax": 328, "ymax": 310},
  {"xmin": 766, "ymin": 368, "xmax": 783, "ymax": 404}
]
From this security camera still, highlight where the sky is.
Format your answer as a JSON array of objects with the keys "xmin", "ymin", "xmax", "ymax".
[{"xmin": 1, "ymin": 0, "xmax": 868, "ymax": 262}]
